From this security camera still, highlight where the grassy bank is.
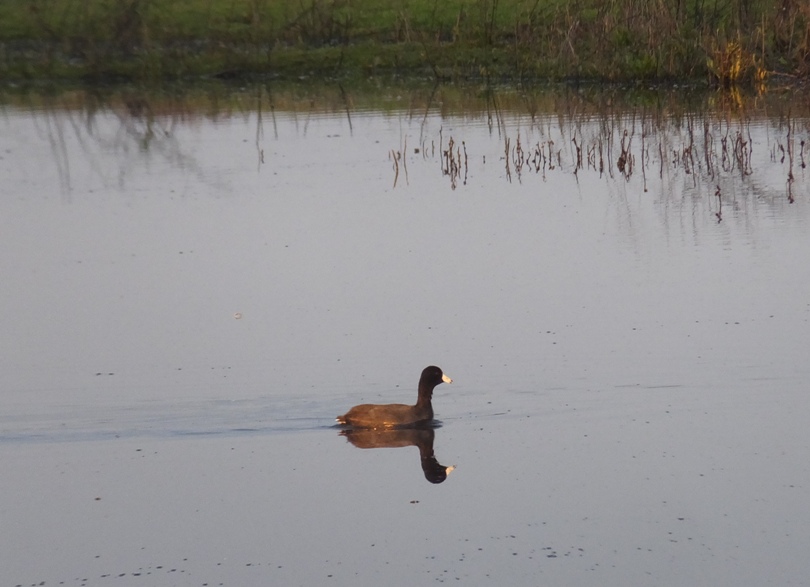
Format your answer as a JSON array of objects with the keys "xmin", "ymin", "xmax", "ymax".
[{"xmin": 0, "ymin": 0, "xmax": 808, "ymax": 83}]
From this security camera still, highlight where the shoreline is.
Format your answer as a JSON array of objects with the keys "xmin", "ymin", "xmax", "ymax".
[{"xmin": 0, "ymin": 40, "xmax": 802, "ymax": 86}]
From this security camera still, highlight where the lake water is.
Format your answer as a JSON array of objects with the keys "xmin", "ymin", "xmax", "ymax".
[{"xmin": 2, "ymin": 83, "xmax": 810, "ymax": 586}]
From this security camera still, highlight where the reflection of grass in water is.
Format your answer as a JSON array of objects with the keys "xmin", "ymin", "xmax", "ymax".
[
  {"xmin": 6, "ymin": 80, "xmax": 807, "ymax": 204},
  {"xmin": 407, "ymin": 99, "xmax": 807, "ymax": 207},
  {"xmin": 0, "ymin": 0, "xmax": 808, "ymax": 81},
  {"xmin": 7, "ymin": 80, "xmax": 808, "ymax": 128}
]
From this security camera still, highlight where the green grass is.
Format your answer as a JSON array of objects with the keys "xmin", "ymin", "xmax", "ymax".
[{"xmin": 0, "ymin": 0, "xmax": 808, "ymax": 83}]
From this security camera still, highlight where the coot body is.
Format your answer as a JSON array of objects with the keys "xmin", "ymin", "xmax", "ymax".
[{"xmin": 336, "ymin": 366, "xmax": 452, "ymax": 429}]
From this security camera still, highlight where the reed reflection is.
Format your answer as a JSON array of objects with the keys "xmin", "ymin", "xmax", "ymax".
[
  {"xmin": 3, "ymin": 82, "xmax": 807, "ymax": 216},
  {"xmin": 340, "ymin": 427, "xmax": 455, "ymax": 484}
]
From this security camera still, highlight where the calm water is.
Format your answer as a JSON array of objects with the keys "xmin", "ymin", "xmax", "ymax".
[{"xmin": 2, "ymin": 84, "xmax": 810, "ymax": 586}]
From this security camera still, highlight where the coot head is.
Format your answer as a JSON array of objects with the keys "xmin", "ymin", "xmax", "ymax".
[{"xmin": 421, "ymin": 365, "xmax": 453, "ymax": 387}]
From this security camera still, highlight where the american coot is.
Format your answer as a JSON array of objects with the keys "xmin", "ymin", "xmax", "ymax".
[{"xmin": 336, "ymin": 366, "xmax": 452, "ymax": 429}]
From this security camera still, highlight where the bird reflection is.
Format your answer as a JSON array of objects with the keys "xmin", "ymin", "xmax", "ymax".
[{"xmin": 340, "ymin": 427, "xmax": 455, "ymax": 484}]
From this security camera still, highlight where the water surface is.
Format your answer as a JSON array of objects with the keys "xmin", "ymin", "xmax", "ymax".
[{"xmin": 2, "ymin": 84, "xmax": 809, "ymax": 586}]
